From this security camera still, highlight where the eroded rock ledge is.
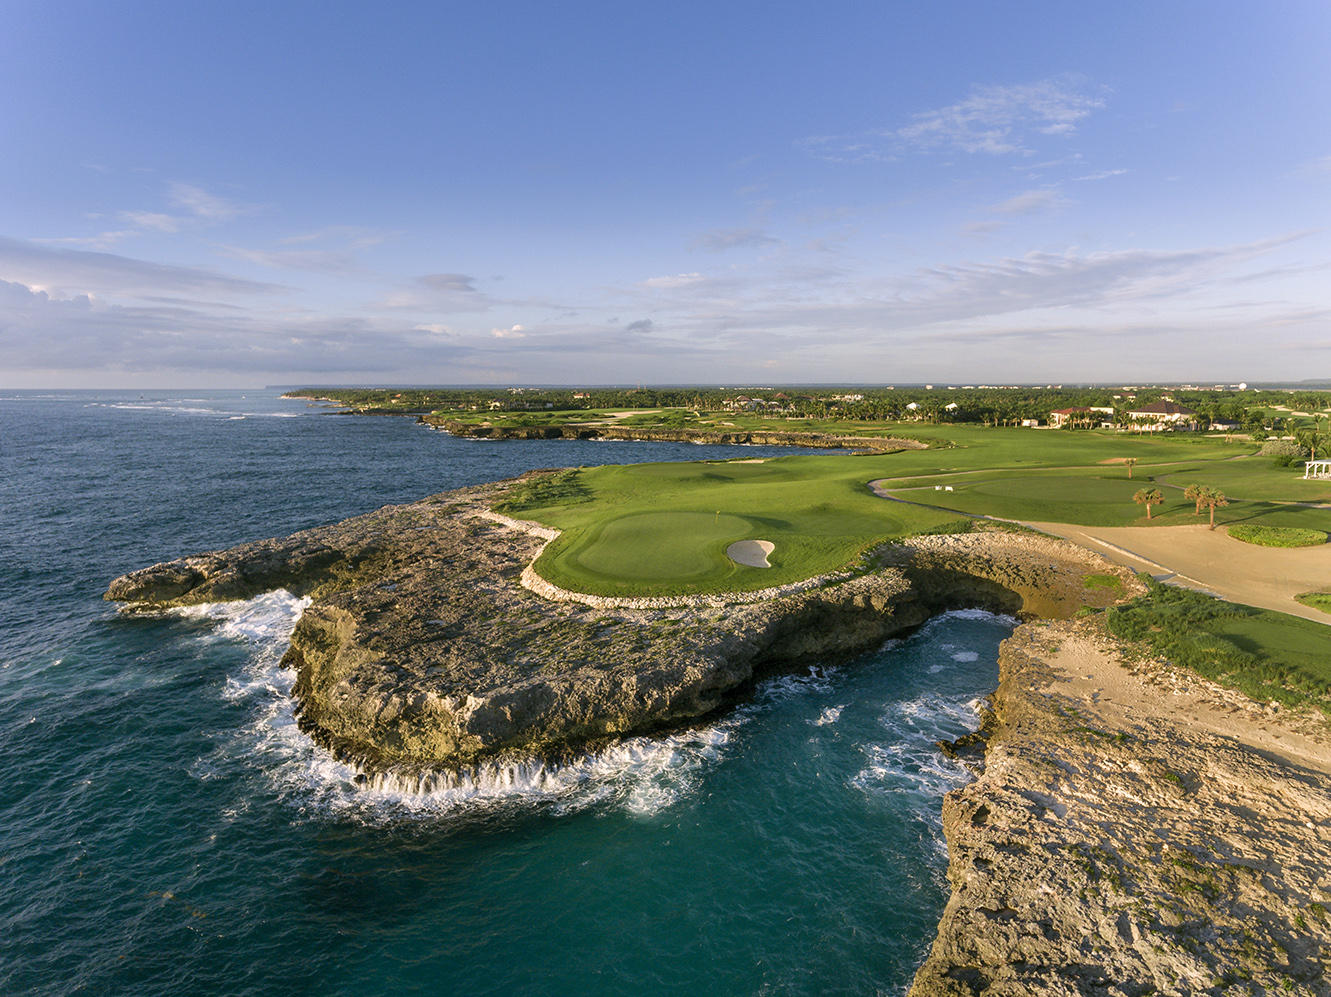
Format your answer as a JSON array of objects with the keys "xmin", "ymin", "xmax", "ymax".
[
  {"xmin": 104, "ymin": 474, "xmax": 1134, "ymax": 779},
  {"xmin": 909, "ymin": 616, "xmax": 1331, "ymax": 996}
]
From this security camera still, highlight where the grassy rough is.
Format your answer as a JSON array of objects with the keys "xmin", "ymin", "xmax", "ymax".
[
  {"xmin": 1295, "ymin": 592, "xmax": 1331, "ymax": 616},
  {"xmin": 1107, "ymin": 579, "xmax": 1331, "ymax": 714},
  {"xmin": 1227, "ymin": 524, "xmax": 1328, "ymax": 548}
]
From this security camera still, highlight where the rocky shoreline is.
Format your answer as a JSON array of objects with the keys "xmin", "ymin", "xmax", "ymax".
[
  {"xmin": 909, "ymin": 617, "xmax": 1331, "ymax": 995},
  {"xmin": 104, "ymin": 472, "xmax": 1132, "ymax": 778},
  {"xmin": 418, "ymin": 414, "xmax": 931, "ymax": 451},
  {"xmin": 104, "ymin": 472, "xmax": 1331, "ymax": 991}
]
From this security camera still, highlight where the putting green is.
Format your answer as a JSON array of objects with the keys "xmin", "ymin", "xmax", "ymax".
[{"xmin": 567, "ymin": 512, "xmax": 757, "ymax": 582}]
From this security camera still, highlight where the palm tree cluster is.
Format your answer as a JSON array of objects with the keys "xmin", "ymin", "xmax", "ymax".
[
  {"xmin": 1183, "ymin": 484, "xmax": 1229, "ymax": 529},
  {"xmin": 1134, "ymin": 483, "xmax": 1230, "ymax": 528}
]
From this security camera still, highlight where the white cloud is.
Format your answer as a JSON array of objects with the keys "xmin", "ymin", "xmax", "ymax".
[
  {"xmin": 119, "ymin": 211, "xmax": 182, "ymax": 233},
  {"xmin": 278, "ymin": 225, "xmax": 391, "ymax": 249},
  {"xmin": 168, "ymin": 182, "xmax": 244, "ymax": 220},
  {"xmin": 1074, "ymin": 168, "xmax": 1128, "ymax": 182},
  {"xmin": 642, "ymin": 272, "xmax": 705, "ymax": 289},
  {"xmin": 0, "ymin": 278, "xmax": 470, "ymax": 376},
  {"xmin": 990, "ymin": 189, "xmax": 1066, "ymax": 215},
  {"xmin": 0, "ymin": 237, "xmax": 281, "ymax": 298},
  {"xmin": 491, "ymin": 324, "xmax": 526, "ymax": 338},
  {"xmin": 413, "ymin": 323, "xmax": 454, "ymax": 336},
  {"xmin": 804, "ymin": 77, "xmax": 1108, "ymax": 162},
  {"xmin": 221, "ymin": 245, "xmax": 360, "ymax": 275},
  {"xmin": 689, "ymin": 227, "xmax": 780, "ymax": 251},
  {"xmin": 419, "ymin": 273, "xmax": 478, "ymax": 292}
]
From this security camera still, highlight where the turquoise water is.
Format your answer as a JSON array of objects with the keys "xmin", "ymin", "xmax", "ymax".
[{"xmin": 0, "ymin": 390, "xmax": 1011, "ymax": 996}]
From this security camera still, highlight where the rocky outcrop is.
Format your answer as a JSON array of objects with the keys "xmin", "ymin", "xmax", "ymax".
[
  {"xmin": 909, "ymin": 617, "xmax": 1331, "ymax": 996},
  {"xmin": 105, "ymin": 474, "xmax": 1136, "ymax": 779},
  {"xmin": 421, "ymin": 415, "xmax": 930, "ymax": 451}
]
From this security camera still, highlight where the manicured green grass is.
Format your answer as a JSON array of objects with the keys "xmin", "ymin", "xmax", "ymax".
[
  {"xmin": 499, "ymin": 425, "xmax": 1327, "ymax": 595},
  {"xmin": 1156, "ymin": 455, "xmax": 1331, "ymax": 503},
  {"xmin": 876, "ymin": 463, "xmax": 1331, "ymax": 532},
  {"xmin": 1227, "ymin": 524, "xmax": 1328, "ymax": 548},
  {"xmin": 1295, "ymin": 592, "xmax": 1331, "ymax": 616},
  {"xmin": 1108, "ymin": 580, "xmax": 1331, "ymax": 713},
  {"xmin": 512, "ymin": 455, "xmax": 967, "ymax": 596}
]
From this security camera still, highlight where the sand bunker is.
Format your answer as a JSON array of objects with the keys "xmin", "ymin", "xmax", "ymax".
[
  {"xmin": 1025, "ymin": 521, "xmax": 1331, "ymax": 625},
  {"xmin": 727, "ymin": 539, "xmax": 774, "ymax": 568}
]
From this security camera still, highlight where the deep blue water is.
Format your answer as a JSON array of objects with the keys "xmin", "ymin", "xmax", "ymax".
[{"xmin": 0, "ymin": 390, "xmax": 1011, "ymax": 996}]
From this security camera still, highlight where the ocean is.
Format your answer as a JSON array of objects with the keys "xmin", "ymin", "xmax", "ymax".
[{"xmin": 0, "ymin": 389, "xmax": 1012, "ymax": 996}]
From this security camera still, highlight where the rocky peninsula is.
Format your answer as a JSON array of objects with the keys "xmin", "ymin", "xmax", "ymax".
[
  {"xmin": 105, "ymin": 471, "xmax": 1124, "ymax": 778},
  {"xmin": 417, "ymin": 414, "xmax": 931, "ymax": 452},
  {"xmin": 105, "ymin": 470, "xmax": 1331, "ymax": 992}
]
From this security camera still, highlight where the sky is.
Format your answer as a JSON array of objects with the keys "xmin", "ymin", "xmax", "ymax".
[{"xmin": 3, "ymin": 0, "xmax": 1330, "ymax": 387}]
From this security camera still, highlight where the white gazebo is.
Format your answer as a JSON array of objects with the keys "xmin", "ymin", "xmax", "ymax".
[{"xmin": 1305, "ymin": 460, "xmax": 1331, "ymax": 479}]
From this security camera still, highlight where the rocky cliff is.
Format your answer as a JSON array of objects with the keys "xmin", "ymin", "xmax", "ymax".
[
  {"xmin": 909, "ymin": 617, "xmax": 1331, "ymax": 996},
  {"xmin": 105, "ymin": 474, "xmax": 1133, "ymax": 780}
]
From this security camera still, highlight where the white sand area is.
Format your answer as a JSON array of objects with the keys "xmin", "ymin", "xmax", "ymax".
[
  {"xmin": 727, "ymin": 539, "xmax": 775, "ymax": 568},
  {"xmin": 1025, "ymin": 522, "xmax": 1331, "ymax": 625}
]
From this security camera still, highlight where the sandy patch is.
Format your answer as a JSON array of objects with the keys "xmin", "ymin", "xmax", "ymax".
[
  {"xmin": 729, "ymin": 458, "xmax": 767, "ymax": 464},
  {"xmin": 1046, "ymin": 623, "xmax": 1331, "ymax": 776},
  {"xmin": 1026, "ymin": 521, "xmax": 1331, "ymax": 624},
  {"xmin": 727, "ymin": 539, "xmax": 774, "ymax": 568}
]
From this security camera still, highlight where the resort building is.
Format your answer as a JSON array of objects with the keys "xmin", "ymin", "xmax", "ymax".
[
  {"xmin": 1126, "ymin": 401, "xmax": 1198, "ymax": 431},
  {"xmin": 1049, "ymin": 406, "xmax": 1114, "ymax": 428}
]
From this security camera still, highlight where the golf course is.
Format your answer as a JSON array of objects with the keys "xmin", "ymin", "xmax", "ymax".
[{"xmin": 498, "ymin": 425, "xmax": 1331, "ymax": 599}]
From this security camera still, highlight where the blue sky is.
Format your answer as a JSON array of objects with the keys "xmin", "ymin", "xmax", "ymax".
[{"xmin": 3, "ymin": 1, "xmax": 1329, "ymax": 386}]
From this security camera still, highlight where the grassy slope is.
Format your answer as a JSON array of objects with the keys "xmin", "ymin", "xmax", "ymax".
[{"xmin": 1108, "ymin": 581, "xmax": 1331, "ymax": 714}]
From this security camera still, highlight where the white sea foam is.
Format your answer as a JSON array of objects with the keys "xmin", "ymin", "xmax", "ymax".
[
  {"xmin": 811, "ymin": 705, "xmax": 845, "ymax": 726},
  {"xmin": 852, "ymin": 691, "xmax": 986, "ymax": 810}
]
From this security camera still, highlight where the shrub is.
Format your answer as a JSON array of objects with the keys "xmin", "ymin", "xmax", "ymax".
[
  {"xmin": 1259, "ymin": 439, "xmax": 1309, "ymax": 467},
  {"xmin": 1227, "ymin": 524, "xmax": 1327, "ymax": 548},
  {"xmin": 1295, "ymin": 592, "xmax": 1331, "ymax": 615}
]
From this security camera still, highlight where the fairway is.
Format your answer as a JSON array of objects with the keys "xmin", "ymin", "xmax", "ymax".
[
  {"xmin": 508, "ymin": 455, "xmax": 967, "ymax": 596},
  {"xmin": 498, "ymin": 425, "xmax": 1331, "ymax": 596}
]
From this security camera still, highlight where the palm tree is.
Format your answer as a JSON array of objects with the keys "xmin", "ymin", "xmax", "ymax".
[
  {"xmin": 1124, "ymin": 457, "xmax": 1138, "ymax": 479},
  {"xmin": 1199, "ymin": 487, "xmax": 1229, "ymax": 530},
  {"xmin": 1133, "ymin": 487, "xmax": 1164, "ymax": 520},
  {"xmin": 1184, "ymin": 484, "xmax": 1204, "ymax": 516}
]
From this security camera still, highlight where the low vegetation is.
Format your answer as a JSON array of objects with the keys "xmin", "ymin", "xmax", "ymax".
[
  {"xmin": 1107, "ymin": 579, "xmax": 1331, "ymax": 715},
  {"xmin": 1294, "ymin": 592, "xmax": 1331, "ymax": 616},
  {"xmin": 1228, "ymin": 524, "xmax": 1328, "ymax": 548},
  {"xmin": 494, "ymin": 469, "xmax": 590, "ymax": 514}
]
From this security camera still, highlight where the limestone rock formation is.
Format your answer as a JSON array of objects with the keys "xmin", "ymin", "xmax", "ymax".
[
  {"xmin": 105, "ymin": 474, "xmax": 1133, "ymax": 780},
  {"xmin": 909, "ymin": 618, "xmax": 1331, "ymax": 996}
]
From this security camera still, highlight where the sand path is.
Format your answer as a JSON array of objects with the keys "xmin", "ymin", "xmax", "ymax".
[{"xmin": 1025, "ymin": 521, "xmax": 1331, "ymax": 624}]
